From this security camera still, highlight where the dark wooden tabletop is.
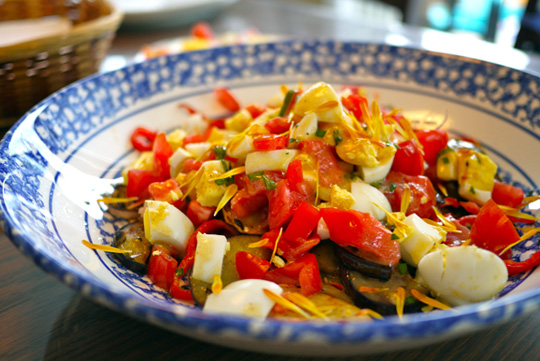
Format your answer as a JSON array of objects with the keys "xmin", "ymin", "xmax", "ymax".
[{"xmin": 3, "ymin": 1, "xmax": 540, "ymax": 360}]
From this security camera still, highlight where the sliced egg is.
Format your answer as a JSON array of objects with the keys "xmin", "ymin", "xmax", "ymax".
[
  {"xmin": 245, "ymin": 149, "xmax": 299, "ymax": 174},
  {"xmin": 143, "ymin": 200, "xmax": 194, "ymax": 255},
  {"xmin": 192, "ymin": 233, "xmax": 228, "ymax": 283},
  {"xmin": 168, "ymin": 147, "xmax": 193, "ymax": 178},
  {"xmin": 185, "ymin": 142, "xmax": 212, "ymax": 159},
  {"xmin": 400, "ymin": 214, "xmax": 444, "ymax": 266},
  {"xmin": 350, "ymin": 180, "xmax": 392, "ymax": 221},
  {"xmin": 293, "ymin": 82, "xmax": 345, "ymax": 123},
  {"xmin": 182, "ymin": 113, "xmax": 208, "ymax": 135},
  {"xmin": 360, "ymin": 156, "xmax": 394, "ymax": 184},
  {"xmin": 291, "ymin": 113, "xmax": 318, "ymax": 141},
  {"xmin": 417, "ymin": 245, "xmax": 508, "ymax": 306},
  {"xmin": 203, "ymin": 279, "xmax": 283, "ymax": 320}
]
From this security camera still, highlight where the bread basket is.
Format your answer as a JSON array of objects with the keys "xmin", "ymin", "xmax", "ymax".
[{"xmin": 0, "ymin": 0, "xmax": 123, "ymax": 128}]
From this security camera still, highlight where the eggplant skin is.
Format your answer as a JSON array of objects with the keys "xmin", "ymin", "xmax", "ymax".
[
  {"xmin": 113, "ymin": 222, "xmax": 151, "ymax": 275},
  {"xmin": 340, "ymin": 267, "xmax": 426, "ymax": 316},
  {"xmin": 335, "ymin": 246, "xmax": 392, "ymax": 281}
]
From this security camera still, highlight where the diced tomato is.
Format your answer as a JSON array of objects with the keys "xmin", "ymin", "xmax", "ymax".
[
  {"xmin": 492, "ymin": 180, "xmax": 525, "ymax": 208},
  {"xmin": 264, "ymin": 117, "xmax": 290, "ymax": 134},
  {"xmin": 443, "ymin": 197, "xmax": 460, "ymax": 208},
  {"xmin": 186, "ymin": 200, "xmax": 216, "ymax": 227},
  {"xmin": 215, "ymin": 88, "xmax": 240, "ymax": 113},
  {"xmin": 391, "ymin": 139, "xmax": 424, "ymax": 176},
  {"xmin": 341, "ymin": 93, "xmax": 368, "ymax": 120},
  {"xmin": 235, "ymin": 251, "xmax": 271, "ymax": 279},
  {"xmin": 126, "ymin": 169, "xmax": 163, "ymax": 198},
  {"xmin": 177, "ymin": 220, "xmax": 238, "ymax": 273},
  {"xmin": 230, "ymin": 188, "xmax": 268, "ymax": 218},
  {"xmin": 470, "ymin": 199, "xmax": 520, "ymax": 255},
  {"xmin": 191, "ymin": 21, "xmax": 214, "ymax": 39},
  {"xmin": 268, "ymin": 179, "xmax": 305, "ymax": 230},
  {"xmin": 184, "ymin": 159, "xmax": 203, "ymax": 172},
  {"xmin": 298, "ymin": 140, "xmax": 347, "ymax": 188},
  {"xmin": 504, "ymin": 250, "xmax": 540, "ymax": 276},
  {"xmin": 283, "ymin": 201, "xmax": 321, "ymax": 243},
  {"xmin": 148, "ymin": 179, "xmax": 182, "ymax": 203},
  {"xmin": 460, "ymin": 201, "xmax": 481, "ymax": 215},
  {"xmin": 242, "ymin": 171, "xmax": 286, "ymax": 197},
  {"xmin": 147, "ymin": 244, "xmax": 178, "ymax": 290},
  {"xmin": 298, "ymin": 260, "xmax": 323, "ymax": 296},
  {"xmin": 153, "ymin": 133, "xmax": 173, "ymax": 179},
  {"xmin": 263, "ymin": 253, "xmax": 322, "ymax": 295},
  {"xmin": 379, "ymin": 171, "xmax": 437, "ymax": 219},
  {"xmin": 320, "ymin": 208, "xmax": 400, "ymax": 266},
  {"xmin": 281, "ymin": 236, "xmax": 320, "ymax": 261},
  {"xmin": 252, "ymin": 134, "xmax": 288, "ymax": 151},
  {"xmin": 286, "ymin": 159, "xmax": 303, "ymax": 193},
  {"xmin": 169, "ymin": 274, "xmax": 194, "ymax": 301},
  {"xmin": 183, "ymin": 133, "xmax": 206, "ymax": 146},
  {"xmin": 130, "ymin": 127, "xmax": 157, "ymax": 151},
  {"xmin": 245, "ymin": 104, "xmax": 266, "ymax": 119},
  {"xmin": 415, "ymin": 129, "xmax": 449, "ymax": 166}
]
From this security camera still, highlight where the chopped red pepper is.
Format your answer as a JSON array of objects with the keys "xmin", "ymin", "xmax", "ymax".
[
  {"xmin": 341, "ymin": 93, "xmax": 368, "ymax": 120},
  {"xmin": 504, "ymin": 251, "xmax": 540, "ymax": 276},
  {"xmin": 152, "ymin": 132, "xmax": 173, "ymax": 179},
  {"xmin": 130, "ymin": 127, "xmax": 157, "ymax": 151},
  {"xmin": 148, "ymin": 179, "xmax": 181, "ymax": 203},
  {"xmin": 169, "ymin": 274, "xmax": 194, "ymax": 301},
  {"xmin": 286, "ymin": 159, "xmax": 304, "ymax": 193},
  {"xmin": 191, "ymin": 22, "xmax": 214, "ymax": 39},
  {"xmin": 215, "ymin": 88, "xmax": 240, "ymax": 112},
  {"xmin": 415, "ymin": 129, "xmax": 449, "ymax": 166},
  {"xmin": 264, "ymin": 117, "xmax": 290, "ymax": 134},
  {"xmin": 492, "ymin": 180, "xmax": 525, "ymax": 208},
  {"xmin": 252, "ymin": 134, "xmax": 288, "ymax": 151},
  {"xmin": 126, "ymin": 169, "xmax": 163, "ymax": 198},
  {"xmin": 235, "ymin": 251, "xmax": 271, "ymax": 279},
  {"xmin": 283, "ymin": 201, "xmax": 321, "ymax": 244},
  {"xmin": 147, "ymin": 244, "xmax": 178, "ymax": 290},
  {"xmin": 245, "ymin": 103, "xmax": 266, "ymax": 119},
  {"xmin": 391, "ymin": 139, "xmax": 424, "ymax": 176},
  {"xmin": 186, "ymin": 200, "xmax": 216, "ymax": 227},
  {"xmin": 268, "ymin": 179, "xmax": 305, "ymax": 229}
]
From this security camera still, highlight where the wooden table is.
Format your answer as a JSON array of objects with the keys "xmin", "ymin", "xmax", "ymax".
[{"xmin": 3, "ymin": 1, "xmax": 540, "ymax": 360}]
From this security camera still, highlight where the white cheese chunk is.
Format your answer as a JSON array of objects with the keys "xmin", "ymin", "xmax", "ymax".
[
  {"xmin": 168, "ymin": 147, "xmax": 194, "ymax": 177},
  {"xmin": 350, "ymin": 180, "xmax": 392, "ymax": 221}
]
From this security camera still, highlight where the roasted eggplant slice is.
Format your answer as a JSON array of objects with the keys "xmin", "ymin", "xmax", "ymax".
[
  {"xmin": 190, "ymin": 235, "xmax": 271, "ymax": 306},
  {"xmin": 105, "ymin": 185, "xmax": 140, "ymax": 219},
  {"xmin": 341, "ymin": 267, "xmax": 428, "ymax": 315},
  {"xmin": 222, "ymin": 205, "xmax": 268, "ymax": 235},
  {"xmin": 113, "ymin": 221, "xmax": 151, "ymax": 274},
  {"xmin": 335, "ymin": 246, "xmax": 392, "ymax": 281}
]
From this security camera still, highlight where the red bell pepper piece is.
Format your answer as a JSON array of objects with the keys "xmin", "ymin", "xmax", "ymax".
[
  {"xmin": 391, "ymin": 139, "xmax": 424, "ymax": 176},
  {"xmin": 186, "ymin": 200, "xmax": 216, "ymax": 227},
  {"xmin": 130, "ymin": 127, "xmax": 157, "ymax": 151},
  {"xmin": 148, "ymin": 179, "xmax": 181, "ymax": 203},
  {"xmin": 298, "ymin": 140, "xmax": 347, "ymax": 188},
  {"xmin": 147, "ymin": 244, "xmax": 178, "ymax": 290},
  {"xmin": 235, "ymin": 251, "xmax": 271, "ymax": 279},
  {"xmin": 320, "ymin": 208, "xmax": 400, "ymax": 266},
  {"xmin": 153, "ymin": 132, "xmax": 173, "ymax": 179},
  {"xmin": 169, "ymin": 274, "xmax": 194, "ymax": 301},
  {"xmin": 415, "ymin": 129, "xmax": 449, "ymax": 166},
  {"xmin": 245, "ymin": 103, "xmax": 266, "ymax": 119},
  {"xmin": 470, "ymin": 199, "xmax": 520, "ymax": 255},
  {"xmin": 215, "ymin": 88, "xmax": 240, "ymax": 113},
  {"xmin": 263, "ymin": 253, "xmax": 322, "ymax": 296},
  {"xmin": 264, "ymin": 117, "xmax": 290, "ymax": 134},
  {"xmin": 191, "ymin": 22, "xmax": 214, "ymax": 39},
  {"xmin": 504, "ymin": 251, "xmax": 540, "ymax": 276},
  {"xmin": 492, "ymin": 180, "xmax": 525, "ymax": 208},
  {"xmin": 268, "ymin": 179, "xmax": 305, "ymax": 229},
  {"xmin": 283, "ymin": 201, "xmax": 321, "ymax": 243},
  {"xmin": 298, "ymin": 259, "xmax": 323, "ymax": 296},
  {"xmin": 183, "ymin": 133, "xmax": 206, "ymax": 146},
  {"xmin": 183, "ymin": 159, "xmax": 203, "ymax": 172},
  {"xmin": 126, "ymin": 169, "xmax": 163, "ymax": 198},
  {"xmin": 230, "ymin": 188, "xmax": 268, "ymax": 218},
  {"xmin": 341, "ymin": 93, "xmax": 368, "ymax": 120},
  {"xmin": 252, "ymin": 134, "xmax": 288, "ymax": 151},
  {"xmin": 286, "ymin": 159, "xmax": 304, "ymax": 193}
]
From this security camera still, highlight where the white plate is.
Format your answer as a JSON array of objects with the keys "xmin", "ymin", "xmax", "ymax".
[{"xmin": 1, "ymin": 40, "xmax": 540, "ymax": 356}]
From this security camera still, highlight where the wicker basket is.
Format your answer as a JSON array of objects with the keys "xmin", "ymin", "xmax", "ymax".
[{"xmin": 0, "ymin": 0, "xmax": 123, "ymax": 128}]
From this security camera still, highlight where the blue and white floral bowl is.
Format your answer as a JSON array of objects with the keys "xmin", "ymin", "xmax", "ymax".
[{"xmin": 1, "ymin": 40, "xmax": 540, "ymax": 356}]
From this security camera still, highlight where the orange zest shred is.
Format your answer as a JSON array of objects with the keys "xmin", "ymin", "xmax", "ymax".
[
  {"xmin": 518, "ymin": 196, "xmax": 540, "ymax": 209},
  {"xmin": 208, "ymin": 166, "xmax": 246, "ymax": 181},
  {"xmin": 356, "ymin": 309, "xmax": 384, "ymax": 320},
  {"xmin": 248, "ymin": 238, "xmax": 269, "ymax": 248},
  {"xmin": 499, "ymin": 227, "xmax": 540, "ymax": 256},
  {"xmin": 358, "ymin": 286, "xmax": 389, "ymax": 293},
  {"xmin": 410, "ymin": 289, "xmax": 451, "ymax": 310},
  {"xmin": 432, "ymin": 207, "xmax": 460, "ymax": 233},
  {"xmin": 211, "ymin": 274, "xmax": 223, "ymax": 294},
  {"xmin": 461, "ymin": 238, "xmax": 472, "ymax": 247},
  {"xmin": 498, "ymin": 205, "xmax": 540, "ymax": 222},
  {"xmin": 97, "ymin": 197, "xmax": 138, "ymax": 204},
  {"xmin": 373, "ymin": 204, "xmax": 412, "ymax": 240},
  {"xmin": 82, "ymin": 239, "xmax": 131, "ymax": 254},
  {"xmin": 280, "ymin": 84, "xmax": 289, "ymax": 95},
  {"xmin": 395, "ymin": 287, "xmax": 406, "ymax": 319},
  {"xmin": 269, "ymin": 228, "xmax": 283, "ymax": 265},
  {"xmin": 400, "ymin": 186, "xmax": 411, "ymax": 214},
  {"xmin": 312, "ymin": 100, "xmax": 339, "ymax": 113},
  {"xmin": 285, "ymin": 293, "xmax": 328, "ymax": 319},
  {"xmin": 214, "ymin": 184, "xmax": 238, "ymax": 216},
  {"xmin": 437, "ymin": 183, "xmax": 449, "ymax": 197},
  {"xmin": 262, "ymin": 289, "xmax": 310, "ymax": 319},
  {"xmin": 180, "ymin": 167, "xmax": 204, "ymax": 201},
  {"xmin": 127, "ymin": 198, "xmax": 145, "ymax": 210}
]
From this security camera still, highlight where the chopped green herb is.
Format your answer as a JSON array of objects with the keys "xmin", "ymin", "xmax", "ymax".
[
  {"xmin": 398, "ymin": 263, "xmax": 409, "ymax": 275},
  {"xmin": 469, "ymin": 186, "xmax": 476, "ymax": 195},
  {"xmin": 213, "ymin": 145, "xmax": 227, "ymax": 160},
  {"xmin": 215, "ymin": 160, "xmax": 235, "ymax": 186},
  {"xmin": 391, "ymin": 142, "xmax": 400, "ymax": 149},
  {"xmin": 405, "ymin": 296, "xmax": 416, "ymax": 305},
  {"xmin": 333, "ymin": 129, "xmax": 343, "ymax": 145},
  {"xmin": 348, "ymin": 172, "xmax": 358, "ymax": 180},
  {"xmin": 289, "ymin": 138, "xmax": 298, "ymax": 143},
  {"xmin": 442, "ymin": 157, "xmax": 449, "ymax": 164},
  {"xmin": 248, "ymin": 171, "xmax": 276, "ymax": 190},
  {"xmin": 389, "ymin": 182, "xmax": 397, "ymax": 192},
  {"xmin": 175, "ymin": 268, "xmax": 184, "ymax": 277},
  {"xmin": 215, "ymin": 179, "xmax": 225, "ymax": 186},
  {"xmin": 315, "ymin": 129, "xmax": 327, "ymax": 137},
  {"xmin": 391, "ymin": 233, "xmax": 400, "ymax": 241},
  {"xmin": 279, "ymin": 89, "xmax": 296, "ymax": 117},
  {"xmin": 248, "ymin": 171, "xmax": 265, "ymax": 181},
  {"xmin": 371, "ymin": 180, "xmax": 383, "ymax": 188}
]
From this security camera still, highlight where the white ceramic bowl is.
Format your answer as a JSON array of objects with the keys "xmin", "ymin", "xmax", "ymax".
[{"xmin": 1, "ymin": 40, "xmax": 540, "ymax": 356}]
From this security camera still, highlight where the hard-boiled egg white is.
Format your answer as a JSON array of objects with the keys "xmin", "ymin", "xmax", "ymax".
[
  {"xmin": 245, "ymin": 149, "xmax": 299, "ymax": 174},
  {"xmin": 400, "ymin": 214, "xmax": 444, "ymax": 266},
  {"xmin": 143, "ymin": 200, "xmax": 194, "ymax": 255},
  {"xmin": 168, "ymin": 147, "xmax": 193, "ymax": 178},
  {"xmin": 361, "ymin": 156, "xmax": 394, "ymax": 184},
  {"xmin": 417, "ymin": 245, "xmax": 508, "ymax": 306},
  {"xmin": 203, "ymin": 279, "xmax": 283, "ymax": 320},
  {"xmin": 350, "ymin": 180, "xmax": 392, "ymax": 221},
  {"xmin": 191, "ymin": 233, "xmax": 228, "ymax": 283}
]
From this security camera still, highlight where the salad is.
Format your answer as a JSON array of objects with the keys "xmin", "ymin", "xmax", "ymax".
[{"xmin": 91, "ymin": 82, "xmax": 540, "ymax": 321}]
